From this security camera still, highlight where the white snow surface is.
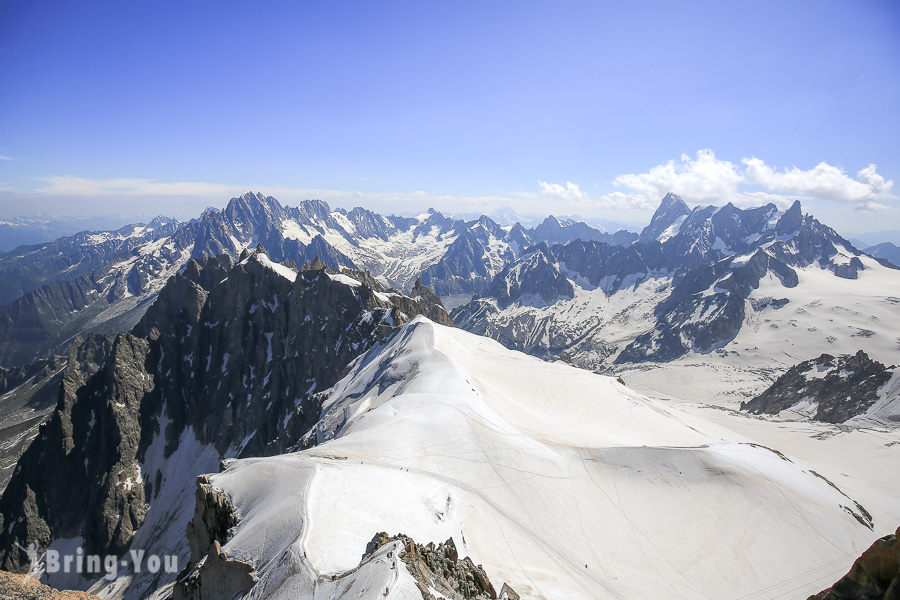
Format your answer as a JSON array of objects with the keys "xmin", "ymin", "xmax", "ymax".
[
  {"xmin": 208, "ymin": 317, "xmax": 881, "ymax": 600},
  {"xmin": 254, "ymin": 253, "xmax": 298, "ymax": 282},
  {"xmin": 327, "ymin": 273, "xmax": 362, "ymax": 287},
  {"xmin": 614, "ymin": 257, "xmax": 900, "ymax": 421}
]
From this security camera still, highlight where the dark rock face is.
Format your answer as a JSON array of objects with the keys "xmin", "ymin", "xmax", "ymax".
[
  {"xmin": 367, "ymin": 532, "xmax": 498, "ymax": 600},
  {"xmin": 637, "ymin": 192, "xmax": 690, "ymax": 243},
  {"xmin": 776, "ymin": 200, "xmax": 802, "ymax": 236},
  {"xmin": 0, "ymin": 247, "xmax": 452, "ymax": 593},
  {"xmin": 531, "ymin": 216, "xmax": 608, "ymax": 246},
  {"xmin": 741, "ymin": 351, "xmax": 894, "ymax": 423},
  {"xmin": 0, "ymin": 332, "xmax": 141, "ymax": 569},
  {"xmin": 173, "ymin": 476, "xmax": 254, "ymax": 600},
  {"xmin": 453, "ymin": 194, "xmax": 883, "ymax": 367},
  {"xmin": 809, "ymin": 525, "xmax": 899, "ymax": 600},
  {"xmin": 483, "ymin": 245, "xmax": 574, "ymax": 309},
  {"xmin": 131, "ymin": 254, "xmax": 233, "ymax": 339},
  {"xmin": 0, "ymin": 356, "xmax": 68, "ymax": 494}
]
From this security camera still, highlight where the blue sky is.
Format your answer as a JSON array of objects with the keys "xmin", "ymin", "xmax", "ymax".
[{"xmin": 0, "ymin": 0, "xmax": 898, "ymax": 234}]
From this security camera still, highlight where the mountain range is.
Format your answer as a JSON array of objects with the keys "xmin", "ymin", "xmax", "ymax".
[
  {"xmin": 0, "ymin": 214, "xmax": 159, "ymax": 253},
  {"xmin": 452, "ymin": 193, "xmax": 900, "ymax": 419},
  {"xmin": 0, "ymin": 192, "xmax": 897, "ymax": 599},
  {"xmin": 0, "ymin": 246, "xmax": 451, "ymax": 596},
  {"xmin": 0, "ymin": 192, "xmax": 635, "ymax": 369},
  {"xmin": 863, "ymin": 241, "xmax": 900, "ymax": 267}
]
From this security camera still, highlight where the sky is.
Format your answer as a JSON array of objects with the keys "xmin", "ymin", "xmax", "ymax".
[{"xmin": 0, "ymin": 0, "xmax": 899, "ymax": 235}]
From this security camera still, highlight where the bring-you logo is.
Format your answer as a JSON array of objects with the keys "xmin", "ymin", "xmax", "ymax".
[{"xmin": 19, "ymin": 543, "xmax": 178, "ymax": 581}]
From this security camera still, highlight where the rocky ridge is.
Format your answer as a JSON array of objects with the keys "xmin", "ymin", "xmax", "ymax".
[
  {"xmin": 452, "ymin": 195, "xmax": 897, "ymax": 369},
  {"xmin": 741, "ymin": 351, "xmax": 896, "ymax": 423},
  {"xmin": 0, "ymin": 192, "xmax": 632, "ymax": 367},
  {"xmin": 0, "ymin": 245, "xmax": 451, "ymax": 598},
  {"xmin": 366, "ymin": 532, "xmax": 499, "ymax": 600}
]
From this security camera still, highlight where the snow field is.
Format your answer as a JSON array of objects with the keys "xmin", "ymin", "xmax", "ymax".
[{"xmin": 208, "ymin": 318, "xmax": 882, "ymax": 599}]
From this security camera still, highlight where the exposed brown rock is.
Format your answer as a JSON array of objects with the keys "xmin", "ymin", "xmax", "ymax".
[
  {"xmin": 368, "ymin": 532, "xmax": 497, "ymax": 599},
  {"xmin": 499, "ymin": 582, "xmax": 520, "ymax": 600},
  {"xmin": 301, "ymin": 256, "xmax": 327, "ymax": 271},
  {"xmin": 0, "ymin": 570, "xmax": 99, "ymax": 599},
  {"xmin": 809, "ymin": 525, "xmax": 899, "ymax": 600}
]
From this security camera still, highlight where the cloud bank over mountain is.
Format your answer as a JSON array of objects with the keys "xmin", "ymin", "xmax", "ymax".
[
  {"xmin": 572, "ymin": 149, "xmax": 896, "ymax": 211},
  {"xmin": 3, "ymin": 150, "xmax": 896, "ymax": 234}
]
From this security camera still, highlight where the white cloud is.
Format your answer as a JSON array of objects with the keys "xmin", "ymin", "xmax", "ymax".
[
  {"xmin": 562, "ymin": 150, "xmax": 897, "ymax": 212},
  {"xmin": 21, "ymin": 151, "xmax": 898, "ymax": 222},
  {"xmin": 854, "ymin": 201, "xmax": 891, "ymax": 212},
  {"xmin": 0, "ymin": 155, "xmax": 12, "ymax": 161},
  {"xmin": 25, "ymin": 176, "xmax": 531, "ymax": 220},
  {"xmin": 742, "ymin": 159, "xmax": 894, "ymax": 204},
  {"xmin": 604, "ymin": 150, "xmax": 746, "ymax": 209},
  {"xmin": 537, "ymin": 180, "xmax": 589, "ymax": 204}
]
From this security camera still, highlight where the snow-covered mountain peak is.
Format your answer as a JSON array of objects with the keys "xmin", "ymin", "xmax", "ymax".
[
  {"xmin": 318, "ymin": 316, "xmax": 716, "ymax": 448},
  {"xmin": 638, "ymin": 192, "xmax": 691, "ymax": 243},
  {"xmin": 485, "ymin": 243, "xmax": 574, "ymax": 308},
  {"xmin": 198, "ymin": 317, "xmax": 879, "ymax": 599}
]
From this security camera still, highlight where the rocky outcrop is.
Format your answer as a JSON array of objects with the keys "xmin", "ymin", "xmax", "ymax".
[
  {"xmin": 0, "ymin": 332, "xmax": 152, "ymax": 573},
  {"xmin": 499, "ymin": 582, "xmax": 520, "ymax": 600},
  {"xmin": 400, "ymin": 278, "xmax": 454, "ymax": 326},
  {"xmin": 809, "ymin": 525, "xmax": 899, "ymax": 600},
  {"xmin": 131, "ymin": 254, "xmax": 233, "ymax": 338},
  {"xmin": 174, "ymin": 476, "xmax": 254, "ymax": 600},
  {"xmin": 0, "ymin": 571, "xmax": 100, "ymax": 599},
  {"xmin": 741, "ymin": 351, "xmax": 894, "ymax": 423},
  {"xmin": 0, "ymin": 246, "xmax": 454, "ymax": 593},
  {"xmin": 367, "ymin": 532, "xmax": 498, "ymax": 600}
]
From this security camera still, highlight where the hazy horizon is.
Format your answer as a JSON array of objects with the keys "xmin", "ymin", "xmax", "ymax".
[{"xmin": 4, "ymin": 188, "xmax": 900, "ymax": 249}]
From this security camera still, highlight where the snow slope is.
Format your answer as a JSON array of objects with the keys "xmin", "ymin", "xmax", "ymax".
[
  {"xmin": 205, "ymin": 317, "xmax": 883, "ymax": 600},
  {"xmin": 614, "ymin": 255, "xmax": 900, "ymax": 413}
]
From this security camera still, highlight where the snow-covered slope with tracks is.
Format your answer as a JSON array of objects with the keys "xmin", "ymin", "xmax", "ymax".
[{"xmin": 203, "ymin": 317, "xmax": 888, "ymax": 600}]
